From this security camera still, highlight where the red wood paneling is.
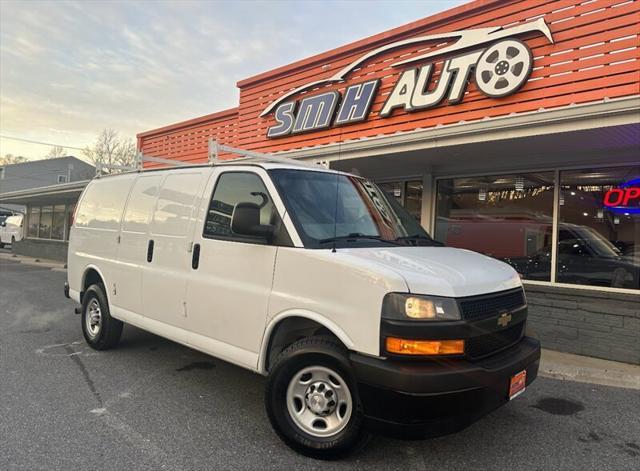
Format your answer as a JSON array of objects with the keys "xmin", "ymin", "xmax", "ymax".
[
  {"xmin": 138, "ymin": 0, "xmax": 640, "ymax": 163},
  {"xmin": 139, "ymin": 108, "xmax": 239, "ymax": 166}
]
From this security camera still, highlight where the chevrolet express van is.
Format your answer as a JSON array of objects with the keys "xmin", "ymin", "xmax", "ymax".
[
  {"xmin": 0, "ymin": 214, "xmax": 23, "ymax": 247},
  {"xmin": 65, "ymin": 159, "xmax": 540, "ymax": 459}
]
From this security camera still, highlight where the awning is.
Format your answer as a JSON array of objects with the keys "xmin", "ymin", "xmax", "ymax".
[{"xmin": 0, "ymin": 180, "xmax": 90, "ymax": 205}]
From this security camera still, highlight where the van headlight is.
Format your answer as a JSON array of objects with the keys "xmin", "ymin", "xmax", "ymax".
[{"xmin": 382, "ymin": 293, "xmax": 461, "ymax": 321}]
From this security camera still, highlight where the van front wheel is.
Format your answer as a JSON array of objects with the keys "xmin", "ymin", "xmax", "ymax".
[
  {"xmin": 81, "ymin": 283, "xmax": 123, "ymax": 350},
  {"xmin": 265, "ymin": 336, "xmax": 367, "ymax": 459}
]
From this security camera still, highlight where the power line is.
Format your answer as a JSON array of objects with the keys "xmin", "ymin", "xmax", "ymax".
[{"xmin": 0, "ymin": 135, "xmax": 86, "ymax": 151}]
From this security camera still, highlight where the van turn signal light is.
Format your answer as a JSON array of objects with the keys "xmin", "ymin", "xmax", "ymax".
[{"xmin": 386, "ymin": 337, "xmax": 464, "ymax": 355}]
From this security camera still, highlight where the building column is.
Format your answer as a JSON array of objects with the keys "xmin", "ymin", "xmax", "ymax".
[{"xmin": 420, "ymin": 173, "xmax": 434, "ymax": 233}]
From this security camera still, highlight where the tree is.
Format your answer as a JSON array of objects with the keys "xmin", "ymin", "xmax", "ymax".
[
  {"xmin": 82, "ymin": 129, "xmax": 137, "ymax": 174},
  {"xmin": 44, "ymin": 146, "xmax": 66, "ymax": 159},
  {"xmin": 0, "ymin": 154, "xmax": 28, "ymax": 165}
]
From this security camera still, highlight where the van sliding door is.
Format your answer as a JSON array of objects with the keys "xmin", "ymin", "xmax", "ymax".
[
  {"xmin": 114, "ymin": 174, "xmax": 163, "ymax": 320},
  {"xmin": 141, "ymin": 170, "xmax": 207, "ymax": 342}
]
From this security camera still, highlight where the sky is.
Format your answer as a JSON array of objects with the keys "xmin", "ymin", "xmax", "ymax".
[{"xmin": 0, "ymin": 0, "xmax": 464, "ymax": 161}]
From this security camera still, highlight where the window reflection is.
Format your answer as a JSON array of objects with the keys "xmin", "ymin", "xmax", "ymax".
[
  {"xmin": 378, "ymin": 180, "xmax": 423, "ymax": 221},
  {"xmin": 557, "ymin": 167, "xmax": 639, "ymax": 289},
  {"xmin": 51, "ymin": 205, "xmax": 65, "ymax": 240},
  {"xmin": 28, "ymin": 207, "xmax": 40, "ymax": 238},
  {"xmin": 435, "ymin": 173, "xmax": 555, "ymax": 281},
  {"xmin": 39, "ymin": 206, "xmax": 53, "ymax": 239}
]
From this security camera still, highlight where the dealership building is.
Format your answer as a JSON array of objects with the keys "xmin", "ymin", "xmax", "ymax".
[{"xmin": 138, "ymin": 0, "xmax": 639, "ymax": 363}]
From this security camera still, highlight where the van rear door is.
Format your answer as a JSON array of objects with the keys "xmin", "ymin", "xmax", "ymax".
[{"xmin": 141, "ymin": 170, "xmax": 207, "ymax": 342}]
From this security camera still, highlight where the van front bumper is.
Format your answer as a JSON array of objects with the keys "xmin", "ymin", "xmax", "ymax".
[{"xmin": 350, "ymin": 336, "xmax": 540, "ymax": 438}]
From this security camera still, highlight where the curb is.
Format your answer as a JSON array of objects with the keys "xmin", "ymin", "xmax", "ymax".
[
  {"xmin": 539, "ymin": 349, "xmax": 640, "ymax": 390},
  {"xmin": 0, "ymin": 252, "xmax": 66, "ymax": 270}
]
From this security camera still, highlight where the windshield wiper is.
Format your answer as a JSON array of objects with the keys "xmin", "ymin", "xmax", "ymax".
[
  {"xmin": 395, "ymin": 234, "xmax": 443, "ymax": 246},
  {"xmin": 319, "ymin": 233, "xmax": 401, "ymax": 245}
]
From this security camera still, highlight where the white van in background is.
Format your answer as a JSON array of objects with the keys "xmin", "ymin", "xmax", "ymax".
[
  {"xmin": 65, "ymin": 159, "xmax": 540, "ymax": 459},
  {"xmin": 0, "ymin": 214, "xmax": 24, "ymax": 247}
]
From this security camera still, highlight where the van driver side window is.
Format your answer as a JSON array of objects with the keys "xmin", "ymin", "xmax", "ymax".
[{"xmin": 203, "ymin": 171, "xmax": 291, "ymax": 246}]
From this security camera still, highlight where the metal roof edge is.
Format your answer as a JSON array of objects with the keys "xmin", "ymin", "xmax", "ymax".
[
  {"xmin": 275, "ymin": 95, "xmax": 640, "ymax": 161},
  {"xmin": 0, "ymin": 179, "xmax": 90, "ymax": 201}
]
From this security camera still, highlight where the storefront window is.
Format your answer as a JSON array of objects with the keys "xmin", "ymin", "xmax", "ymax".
[
  {"xmin": 28, "ymin": 207, "xmax": 40, "ymax": 238},
  {"xmin": 378, "ymin": 180, "xmax": 423, "ymax": 221},
  {"xmin": 378, "ymin": 182, "xmax": 404, "ymax": 205},
  {"xmin": 405, "ymin": 180, "xmax": 423, "ymax": 221},
  {"xmin": 26, "ymin": 204, "xmax": 69, "ymax": 240},
  {"xmin": 39, "ymin": 206, "xmax": 53, "ymax": 239},
  {"xmin": 435, "ymin": 172, "xmax": 555, "ymax": 281},
  {"xmin": 557, "ymin": 166, "xmax": 639, "ymax": 290},
  {"xmin": 51, "ymin": 205, "xmax": 66, "ymax": 240}
]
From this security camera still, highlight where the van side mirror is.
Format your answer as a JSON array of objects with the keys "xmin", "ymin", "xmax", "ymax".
[{"xmin": 231, "ymin": 202, "xmax": 274, "ymax": 240}]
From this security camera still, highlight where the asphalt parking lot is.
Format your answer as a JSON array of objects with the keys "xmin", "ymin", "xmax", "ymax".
[{"xmin": 1, "ymin": 254, "xmax": 639, "ymax": 470}]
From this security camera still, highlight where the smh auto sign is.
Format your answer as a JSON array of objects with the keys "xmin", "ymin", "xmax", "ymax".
[{"xmin": 263, "ymin": 18, "xmax": 554, "ymax": 138}]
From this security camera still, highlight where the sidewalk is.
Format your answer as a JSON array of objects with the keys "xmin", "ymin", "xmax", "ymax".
[
  {"xmin": 539, "ymin": 349, "xmax": 640, "ymax": 390},
  {"xmin": 0, "ymin": 250, "xmax": 67, "ymax": 271}
]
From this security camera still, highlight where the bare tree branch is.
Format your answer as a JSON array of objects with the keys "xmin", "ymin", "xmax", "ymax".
[
  {"xmin": 44, "ymin": 146, "xmax": 66, "ymax": 159},
  {"xmin": 82, "ymin": 129, "xmax": 137, "ymax": 173},
  {"xmin": 0, "ymin": 154, "xmax": 29, "ymax": 165}
]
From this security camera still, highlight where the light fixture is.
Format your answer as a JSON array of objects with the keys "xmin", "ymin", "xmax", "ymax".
[{"xmin": 386, "ymin": 338, "xmax": 464, "ymax": 355}]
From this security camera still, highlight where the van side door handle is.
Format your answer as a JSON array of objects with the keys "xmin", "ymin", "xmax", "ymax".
[
  {"xmin": 192, "ymin": 243, "xmax": 200, "ymax": 269},
  {"xmin": 147, "ymin": 239, "xmax": 154, "ymax": 263}
]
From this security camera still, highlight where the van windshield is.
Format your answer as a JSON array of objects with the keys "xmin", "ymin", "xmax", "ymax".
[{"xmin": 269, "ymin": 169, "xmax": 439, "ymax": 249}]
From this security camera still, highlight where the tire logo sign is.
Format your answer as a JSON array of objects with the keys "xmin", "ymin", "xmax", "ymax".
[{"xmin": 264, "ymin": 18, "xmax": 553, "ymax": 138}]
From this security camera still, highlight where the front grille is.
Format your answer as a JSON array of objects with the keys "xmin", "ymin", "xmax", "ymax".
[
  {"xmin": 465, "ymin": 322, "xmax": 524, "ymax": 359},
  {"xmin": 459, "ymin": 288, "xmax": 525, "ymax": 321}
]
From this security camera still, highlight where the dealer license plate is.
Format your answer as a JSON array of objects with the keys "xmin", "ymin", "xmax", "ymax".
[{"xmin": 509, "ymin": 370, "xmax": 527, "ymax": 400}]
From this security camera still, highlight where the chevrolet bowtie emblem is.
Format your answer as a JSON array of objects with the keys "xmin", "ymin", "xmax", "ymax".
[{"xmin": 498, "ymin": 312, "xmax": 512, "ymax": 328}]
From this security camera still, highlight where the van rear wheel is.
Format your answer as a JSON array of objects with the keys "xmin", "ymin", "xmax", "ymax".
[
  {"xmin": 265, "ymin": 336, "xmax": 367, "ymax": 459},
  {"xmin": 81, "ymin": 283, "xmax": 123, "ymax": 350}
]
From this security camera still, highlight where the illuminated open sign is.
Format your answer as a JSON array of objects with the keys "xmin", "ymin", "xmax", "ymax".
[{"xmin": 603, "ymin": 178, "xmax": 640, "ymax": 214}]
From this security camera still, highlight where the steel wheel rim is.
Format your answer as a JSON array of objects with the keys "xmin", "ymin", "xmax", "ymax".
[
  {"xmin": 286, "ymin": 365, "xmax": 353, "ymax": 438},
  {"xmin": 85, "ymin": 298, "xmax": 102, "ymax": 338}
]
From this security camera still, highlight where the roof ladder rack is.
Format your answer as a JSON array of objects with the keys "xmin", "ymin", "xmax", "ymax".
[
  {"xmin": 136, "ymin": 152, "xmax": 192, "ymax": 169},
  {"xmin": 208, "ymin": 139, "xmax": 313, "ymax": 166},
  {"xmin": 95, "ymin": 161, "xmax": 138, "ymax": 177},
  {"xmin": 96, "ymin": 140, "xmax": 316, "ymax": 177}
]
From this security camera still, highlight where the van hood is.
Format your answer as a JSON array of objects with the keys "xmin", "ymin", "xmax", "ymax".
[{"xmin": 340, "ymin": 246, "xmax": 521, "ymax": 298}]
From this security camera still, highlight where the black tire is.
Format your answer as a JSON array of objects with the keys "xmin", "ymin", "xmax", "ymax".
[
  {"xmin": 81, "ymin": 283, "xmax": 123, "ymax": 350},
  {"xmin": 0, "ymin": 242, "xmax": 4, "ymax": 249},
  {"xmin": 265, "ymin": 335, "xmax": 368, "ymax": 460}
]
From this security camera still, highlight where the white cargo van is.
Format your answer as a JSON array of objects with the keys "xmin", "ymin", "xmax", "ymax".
[
  {"xmin": 0, "ymin": 214, "xmax": 23, "ymax": 247},
  {"xmin": 65, "ymin": 158, "xmax": 540, "ymax": 459}
]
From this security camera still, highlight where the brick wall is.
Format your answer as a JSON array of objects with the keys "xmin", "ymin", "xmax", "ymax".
[{"xmin": 525, "ymin": 284, "xmax": 640, "ymax": 365}]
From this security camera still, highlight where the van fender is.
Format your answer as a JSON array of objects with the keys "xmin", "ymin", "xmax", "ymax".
[
  {"xmin": 80, "ymin": 263, "xmax": 109, "ymax": 299},
  {"xmin": 258, "ymin": 309, "xmax": 355, "ymax": 375}
]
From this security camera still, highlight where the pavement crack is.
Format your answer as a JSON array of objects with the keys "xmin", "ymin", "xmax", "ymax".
[{"xmin": 64, "ymin": 344, "xmax": 103, "ymax": 405}]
